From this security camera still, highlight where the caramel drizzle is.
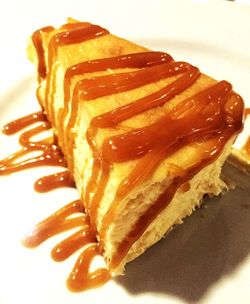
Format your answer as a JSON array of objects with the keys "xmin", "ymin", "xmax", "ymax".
[
  {"xmin": 34, "ymin": 170, "xmax": 75, "ymax": 192},
  {"xmin": 23, "ymin": 200, "xmax": 110, "ymax": 291},
  {"xmin": 0, "ymin": 112, "xmax": 65, "ymax": 175},
  {"xmin": 43, "ymin": 23, "xmax": 109, "ymax": 124},
  {"xmin": 1, "ymin": 112, "xmax": 71, "ymax": 190},
  {"xmin": 32, "ymin": 26, "xmax": 55, "ymax": 80}
]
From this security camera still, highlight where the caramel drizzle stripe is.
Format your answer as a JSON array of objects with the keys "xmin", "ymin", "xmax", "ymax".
[
  {"xmin": 32, "ymin": 26, "xmax": 55, "ymax": 80},
  {"xmin": 2, "ymin": 111, "xmax": 47, "ymax": 135},
  {"xmin": 34, "ymin": 170, "xmax": 75, "ymax": 192},
  {"xmin": 44, "ymin": 23, "xmax": 109, "ymax": 124},
  {"xmin": 78, "ymin": 61, "xmax": 190, "ymax": 101}
]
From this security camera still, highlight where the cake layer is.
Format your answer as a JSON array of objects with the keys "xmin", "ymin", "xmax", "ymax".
[{"xmin": 29, "ymin": 20, "xmax": 244, "ymax": 274}]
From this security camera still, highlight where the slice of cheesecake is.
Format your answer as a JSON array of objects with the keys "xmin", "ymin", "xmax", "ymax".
[{"xmin": 28, "ymin": 20, "xmax": 244, "ymax": 275}]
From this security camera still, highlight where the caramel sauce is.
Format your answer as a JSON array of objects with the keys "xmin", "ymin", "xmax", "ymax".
[
  {"xmin": 179, "ymin": 182, "xmax": 191, "ymax": 193},
  {"xmin": 44, "ymin": 23, "xmax": 109, "ymax": 124},
  {"xmin": 0, "ymin": 112, "xmax": 65, "ymax": 175},
  {"xmin": 32, "ymin": 26, "xmax": 55, "ymax": 79},
  {"xmin": 2, "ymin": 111, "xmax": 46, "ymax": 135},
  {"xmin": 1, "ymin": 20, "xmax": 245, "ymax": 291},
  {"xmin": 34, "ymin": 170, "xmax": 75, "ymax": 192}
]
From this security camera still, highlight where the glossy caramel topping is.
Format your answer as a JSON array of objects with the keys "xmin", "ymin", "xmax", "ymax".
[
  {"xmin": 79, "ymin": 61, "xmax": 190, "ymax": 101},
  {"xmin": 34, "ymin": 170, "xmax": 75, "ymax": 192},
  {"xmin": 0, "ymin": 112, "xmax": 65, "ymax": 175},
  {"xmin": 101, "ymin": 81, "xmax": 234, "ymax": 163},
  {"xmin": 45, "ymin": 23, "xmax": 109, "ymax": 124},
  {"xmin": 32, "ymin": 26, "xmax": 54, "ymax": 79},
  {"xmin": 2, "ymin": 111, "xmax": 46, "ymax": 135},
  {"xmin": 91, "ymin": 66, "xmax": 199, "ymax": 128},
  {"xmin": 67, "ymin": 243, "xmax": 110, "ymax": 291}
]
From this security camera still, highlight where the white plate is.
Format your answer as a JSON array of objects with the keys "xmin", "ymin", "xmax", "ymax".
[{"xmin": 0, "ymin": 1, "xmax": 250, "ymax": 303}]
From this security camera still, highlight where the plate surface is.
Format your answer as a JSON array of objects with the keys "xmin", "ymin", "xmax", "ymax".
[{"xmin": 0, "ymin": 1, "xmax": 250, "ymax": 303}]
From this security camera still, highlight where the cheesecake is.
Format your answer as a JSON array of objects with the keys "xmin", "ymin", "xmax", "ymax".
[{"xmin": 28, "ymin": 20, "xmax": 244, "ymax": 275}]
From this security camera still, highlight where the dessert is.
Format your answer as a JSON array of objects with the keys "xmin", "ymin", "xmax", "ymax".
[
  {"xmin": 0, "ymin": 19, "xmax": 244, "ymax": 290},
  {"xmin": 27, "ymin": 20, "xmax": 244, "ymax": 275}
]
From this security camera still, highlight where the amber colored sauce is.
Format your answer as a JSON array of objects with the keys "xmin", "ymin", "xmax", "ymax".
[
  {"xmin": 2, "ymin": 111, "xmax": 47, "ymax": 135},
  {"xmin": 1, "ymin": 21, "xmax": 245, "ymax": 292},
  {"xmin": 44, "ymin": 23, "xmax": 109, "ymax": 124},
  {"xmin": 0, "ymin": 112, "xmax": 65, "ymax": 175},
  {"xmin": 22, "ymin": 200, "xmax": 110, "ymax": 291},
  {"xmin": 34, "ymin": 170, "xmax": 75, "ymax": 192},
  {"xmin": 179, "ymin": 182, "xmax": 191, "ymax": 193},
  {"xmin": 32, "ymin": 26, "xmax": 55, "ymax": 79}
]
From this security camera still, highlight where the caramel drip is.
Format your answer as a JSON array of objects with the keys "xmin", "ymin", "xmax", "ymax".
[
  {"xmin": 34, "ymin": 170, "xmax": 75, "ymax": 192},
  {"xmin": 0, "ymin": 113, "xmax": 65, "ymax": 175},
  {"xmin": 23, "ymin": 200, "xmax": 110, "ymax": 291},
  {"xmin": 44, "ymin": 23, "xmax": 109, "ymax": 124},
  {"xmin": 32, "ymin": 26, "xmax": 55, "ymax": 79},
  {"xmin": 67, "ymin": 243, "xmax": 110, "ymax": 292},
  {"xmin": 2, "ymin": 111, "xmax": 47, "ymax": 135}
]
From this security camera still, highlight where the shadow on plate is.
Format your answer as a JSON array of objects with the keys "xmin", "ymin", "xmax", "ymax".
[{"xmin": 115, "ymin": 163, "xmax": 250, "ymax": 303}]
